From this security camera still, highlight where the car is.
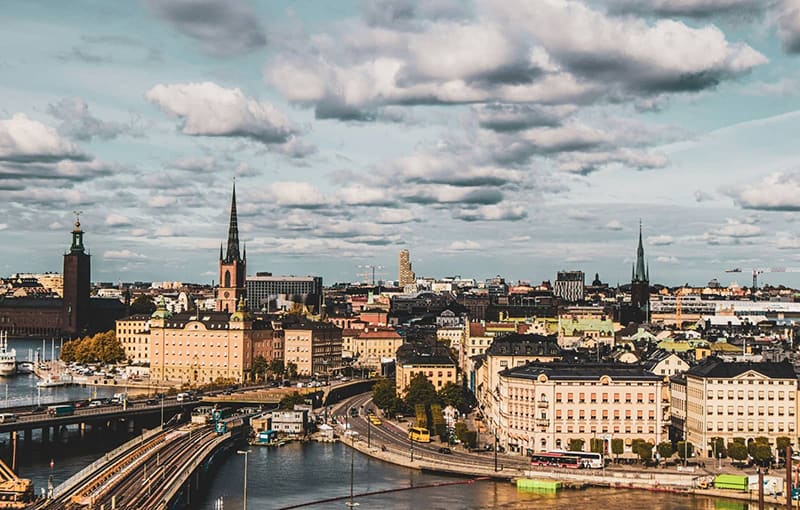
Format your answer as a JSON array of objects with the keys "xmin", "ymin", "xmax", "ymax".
[
  {"xmin": 75, "ymin": 401, "xmax": 89, "ymax": 408},
  {"xmin": 438, "ymin": 447, "xmax": 452, "ymax": 454},
  {"xmin": 89, "ymin": 400, "xmax": 103, "ymax": 408},
  {"xmin": 145, "ymin": 399, "xmax": 158, "ymax": 405},
  {"xmin": 222, "ymin": 390, "xmax": 232, "ymax": 395},
  {"xmin": 30, "ymin": 406, "xmax": 46, "ymax": 414}
]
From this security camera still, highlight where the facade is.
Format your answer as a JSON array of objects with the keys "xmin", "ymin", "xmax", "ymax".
[
  {"xmin": 671, "ymin": 358, "xmax": 797, "ymax": 457},
  {"xmin": 642, "ymin": 350, "xmax": 690, "ymax": 378},
  {"xmin": 395, "ymin": 343, "xmax": 457, "ymax": 396},
  {"xmin": 149, "ymin": 299, "xmax": 272, "ymax": 384},
  {"xmin": 349, "ymin": 326, "xmax": 403, "ymax": 375},
  {"xmin": 271, "ymin": 407, "xmax": 310, "ymax": 435},
  {"xmin": 398, "ymin": 249, "xmax": 416, "ymax": 287},
  {"xmin": 553, "ymin": 271, "xmax": 585, "ymax": 303},
  {"xmin": 246, "ymin": 274, "xmax": 323, "ymax": 314},
  {"xmin": 216, "ymin": 184, "xmax": 246, "ymax": 314},
  {"xmin": 283, "ymin": 319, "xmax": 343, "ymax": 377},
  {"xmin": 497, "ymin": 362, "xmax": 665, "ymax": 455},
  {"xmin": 62, "ymin": 217, "xmax": 91, "ymax": 336},
  {"xmin": 116, "ymin": 314, "xmax": 151, "ymax": 363}
]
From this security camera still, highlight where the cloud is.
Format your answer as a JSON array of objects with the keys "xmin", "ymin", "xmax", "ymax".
[
  {"xmin": 779, "ymin": 1, "xmax": 800, "ymax": 53},
  {"xmin": 606, "ymin": 0, "xmax": 772, "ymax": 18},
  {"xmin": 169, "ymin": 155, "xmax": 216, "ymax": 172},
  {"xmin": 47, "ymin": 97, "xmax": 135, "ymax": 142},
  {"xmin": 105, "ymin": 213, "xmax": 132, "ymax": 227},
  {"xmin": 103, "ymin": 249, "xmax": 147, "ymax": 260},
  {"xmin": 148, "ymin": 195, "xmax": 177, "ymax": 208},
  {"xmin": 605, "ymin": 219, "xmax": 624, "ymax": 230},
  {"xmin": 451, "ymin": 203, "xmax": 527, "ymax": 221},
  {"xmin": 473, "ymin": 103, "xmax": 576, "ymax": 131},
  {"xmin": 727, "ymin": 172, "xmax": 800, "ymax": 211},
  {"xmin": 742, "ymin": 77, "xmax": 800, "ymax": 96},
  {"xmin": 387, "ymin": 153, "xmax": 524, "ymax": 187},
  {"xmin": 0, "ymin": 223, "xmax": 6, "ymax": 231},
  {"xmin": 145, "ymin": 0, "xmax": 266, "ymax": 56},
  {"xmin": 374, "ymin": 209, "xmax": 419, "ymax": 224},
  {"xmin": 145, "ymin": 82, "xmax": 298, "ymax": 145},
  {"xmin": 261, "ymin": 181, "xmax": 329, "ymax": 209},
  {"xmin": 57, "ymin": 47, "xmax": 112, "ymax": 64},
  {"xmin": 401, "ymin": 186, "xmax": 504, "ymax": 205},
  {"xmin": 0, "ymin": 114, "xmax": 87, "ymax": 163},
  {"xmin": 648, "ymin": 235, "xmax": 674, "ymax": 245},
  {"xmin": 717, "ymin": 219, "xmax": 761, "ymax": 237},
  {"xmin": 656, "ymin": 255, "xmax": 679, "ymax": 264},
  {"xmin": 776, "ymin": 235, "xmax": 800, "ymax": 249},
  {"xmin": 695, "ymin": 190, "xmax": 714, "ymax": 202},
  {"xmin": 557, "ymin": 148, "xmax": 668, "ymax": 175},
  {"xmin": 441, "ymin": 240, "xmax": 482, "ymax": 251}
]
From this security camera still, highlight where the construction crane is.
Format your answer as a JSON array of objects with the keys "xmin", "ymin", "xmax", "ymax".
[
  {"xmin": 356, "ymin": 264, "xmax": 386, "ymax": 286},
  {"xmin": 725, "ymin": 267, "xmax": 800, "ymax": 291}
]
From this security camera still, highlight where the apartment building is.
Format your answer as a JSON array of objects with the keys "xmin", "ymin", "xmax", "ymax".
[
  {"xmin": 670, "ymin": 357, "xmax": 798, "ymax": 457},
  {"xmin": 347, "ymin": 326, "xmax": 403, "ymax": 376},
  {"xmin": 395, "ymin": 343, "xmax": 457, "ymax": 396},
  {"xmin": 497, "ymin": 362, "xmax": 665, "ymax": 455},
  {"xmin": 283, "ymin": 319, "xmax": 343, "ymax": 377},
  {"xmin": 115, "ymin": 314, "xmax": 151, "ymax": 364}
]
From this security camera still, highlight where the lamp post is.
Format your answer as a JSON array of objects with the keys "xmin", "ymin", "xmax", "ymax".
[{"xmin": 237, "ymin": 449, "xmax": 251, "ymax": 510}]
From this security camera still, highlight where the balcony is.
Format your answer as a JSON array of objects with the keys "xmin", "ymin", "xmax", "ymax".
[
  {"xmin": 535, "ymin": 418, "xmax": 549, "ymax": 427},
  {"xmin": 537, "ymin": 401, "xmax": 548, "ymax": 408}
]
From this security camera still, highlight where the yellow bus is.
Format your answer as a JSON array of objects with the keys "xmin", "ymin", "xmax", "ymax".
[
  {"xmin": 408, "ymin": 426, "xmax": 431, "ymax": 443},
  {"xmin": 369, "ymin": 416, "xmax": 382, "ymax": 426}
]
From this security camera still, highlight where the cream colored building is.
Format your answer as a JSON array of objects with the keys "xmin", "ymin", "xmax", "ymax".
[
  {"xmin": 283, "ymin": 319, "xmax": 342, "ymax": 377},
  {"xmin": 497, "ymin": 362, "xmax": 665, "ymax": 455},
  {"xmin": 671, "ymin": 358, "xmax": 797, "ymax": 458},
  {"xmin": 395, "ymin": 344, "xmax": 457, "ymax": 396},
  {"xmin": 115, "ymin": 314, "xmax": 151, "ymax": 364},
  {"xmin": 149, "ymin": 299, "xmax": 273, "ymax": 384},
  {"xmin": 347, "ymin": 326, "xmax": 403, "ymax": 375}
]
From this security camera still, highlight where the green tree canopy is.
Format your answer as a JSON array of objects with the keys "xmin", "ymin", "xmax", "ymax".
[
  {"xmin": 727, "ymin": 442, "xmax": 748, "ymax": 462},
  {"xmin": 590, "ymin": 438, "xmax": 604, "ymax": 454},
  {"xmin": 278, "ymin": 391, "xmax": 308, "ymax": 410},
  {"xmin": 568, "ymin": 438, "xmax": 585, "ymax": 452},
  {"xmin": 60, "ymin": 330, "xmax": 125, "ymax": 364},
  {"xmin": 372, "ymin": 378, "xmax": 399, "ymax": 415},
  {"xmin": 438, "ymin": 382, "xmax": 475, "ymax": 414},
  {"xmin": 268, "ymin": 359, "xmax": 285, "ymax": 379},
  {"xmin": 129, "ymin": 295, "xmax": 156, "ymax": 315},
  {"xmin": 657, "ymin": 441, "xmax": 674, "ymax": 461},
  {"xmin": 611, "ymin": 438, "xmax": 624, "ymax": 459},
  {"xmin": 250, "ymin": 356, "xmax": 267, "ymax": 381},
  {"xmin": 286, "ymin": 362, "xmax": 298, "ymax": 379},
  {"xmin": 677, "ymin": 441, "xmax": 694, "ymax": 460},
  {"xmin": 776, "ymin": 436, "xmax": 793, "ymax": 458},
  {"xmin": 404, "ymin": 373, "xmax": 440, "ymax": 410},
  {"xmin": 637, "ymin": 442, "xmax": 654, "ymax": 462}
]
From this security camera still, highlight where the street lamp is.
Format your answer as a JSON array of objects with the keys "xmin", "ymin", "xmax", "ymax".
[{"xmin": 237, "ymin": 449, "xmax": 251, "ymax": 510}]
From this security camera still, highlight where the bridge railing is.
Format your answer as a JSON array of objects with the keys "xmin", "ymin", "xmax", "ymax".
[
  {"xmin": 52, "ymin": 426, "xmax": 165, "ymax": 499},
  {"xmin": 157, "ymin": 431, "xmax": 231, "ymax": 508}
]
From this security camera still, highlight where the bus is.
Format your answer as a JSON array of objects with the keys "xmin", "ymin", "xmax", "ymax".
[
  {"xmin": 408, "ymin": 427, "xmax": 431, "ymax": 443},
  {"xmin": 368, "ymin": 415, "xmax": 382, "ymax": 426},
  {"xmin": 548, "ymin": 450, "xmax": 603, "ymax": 469},
  {"xmin": 530, "ymin": 452, "xmax": 582, "ymax": 469},
  {"xmin": 48, "ymin": 404, "xmax": 75, "ymax": 417}
]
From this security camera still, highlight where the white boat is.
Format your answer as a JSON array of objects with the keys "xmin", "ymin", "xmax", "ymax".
[
  {"xmin": 0, "ymin": 332, "xmax": 16, "ymax": 377},
  {"xmin": 37, "ymin": 373, "xmax": 73, "ymax": 388}
]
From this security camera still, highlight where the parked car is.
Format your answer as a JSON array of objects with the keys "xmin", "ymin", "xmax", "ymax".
[
  {"xmin": 438, "ymin": 447, "xmax": 452, "ymax": 454},
  {"xmin": 145, "ymin": 398, "xmax": 158, "ymax": 405}
]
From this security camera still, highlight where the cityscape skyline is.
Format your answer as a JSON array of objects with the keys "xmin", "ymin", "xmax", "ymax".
[{"xmin": 3, "ymin": 1, "xmax": 800, "ymax": 286}]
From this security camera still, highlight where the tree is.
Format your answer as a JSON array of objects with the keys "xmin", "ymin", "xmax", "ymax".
[
  {"xmin": 727, "ymin": 442, "xmax": 748, "ymax": 463},
  {"xmin": 372, "ymin": 378, "xmax": 399, "ymax": 415},
  {"xmin": 414, "ymin": 404, "xmax": 428, "ymax": 428},
  {"xmin": 749, "ymin": 437, "xmax": 773, "ymax": 466},
  {"xmin": 60, "ymin": 330, "xmax": 125, "ymax": 364},
  {"xmin": 250, "ymin": 356, "xmax": 267, "ymax": 382},
  {"xmin": 269, "ymin": 359, "xmax": 285, "ymax": 379},
  {"xmin": 404, "ymin": 373, "xmax": 440, "ymax": 410},
  {"xmin": 611, "ymin": 438, "xmax": 624, "ymax": 463},
  {"xmin": 568, "ymin": 438, "xmax": 585, "ymax": 452},
  {"xmin": 129, "ymin": 295, "xmax": 156, "ymax": 315},
  {"xmin": 590, "ymin": 438, "xmax": 604, "ymax": 454},
  {"xmin": 657, "ymin": 441, "xmax": 674, "ymax": 462},
  {"xmin": 637, "ymin": 442, "xmax": 654, "ymax": 462},
  {"xmin": 710, "ymin": 436, "xmax": 726, "ymax": 459},
  {"xmin": 438, "ymin": 382, "xmax": 475, "ymax": 414},
  {"xmin": 463, "ymin": 430, "xmax": 478, "ymax": 449},
  {"xmin": 431, "ymin": 404, "xmax": 446, "ymax": 441},
  {"xmin": 454, "ymin": 421, "xmax": 468, "ymax": 444},
  {"xmin": 286, "ymin": 362, "xmax": 298, "ymax": 379},
  {"xmin": 776, "ymin": 436, "xmax": 792, "ymax": 458},
  {"xmin": 279, "ymin": 391, "xmax": 308, "ymax": 410},
  {"xmin": 677, "ymin": 441, "xmax": 694, "ymax": 462}
]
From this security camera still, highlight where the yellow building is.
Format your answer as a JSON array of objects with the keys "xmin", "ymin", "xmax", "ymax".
[
  {"xmin": 395, "ymin": 343, "xmax": 457, "ymax": 396},
  {"xmin": 283, "ymin": 319, "xmax": 342, "ymax": 377},
  {"xmin": 149, "ymin": 298, "xmax": 272, "ymax": 385},
  {"xmin": 348, "ymin": 326, "xmax": 403, "ymax": 375},
  {"xmin": 115, "ymin": 314, "xmax": 151, "ymax": 363}
]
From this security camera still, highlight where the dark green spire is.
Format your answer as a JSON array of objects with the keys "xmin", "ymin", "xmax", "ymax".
[
  {"xmin": 225, "ymin": 181, "xmax": 240, "ymax": 263},
  {"xmin": 634, "ymin": 221, "xmax": 647, "ymax": 282}
]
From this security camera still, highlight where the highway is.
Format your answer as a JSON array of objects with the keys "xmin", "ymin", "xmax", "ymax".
[{"xmin": 336, "ymin": 393, "xmax": 530, "ymax": 474}]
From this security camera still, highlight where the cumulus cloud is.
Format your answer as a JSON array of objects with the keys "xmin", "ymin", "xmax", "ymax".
[
  {"xmin": 47, "ymin": 98, "xmax": 136, "ymax": 141},
  {"xmin": 718, "ymin": 219, "xmax": 762, "ymax": 237},
  {"xmin": 261, "ymin": 181, "xmax": 329, "ymax": 209},
  {"xmin": 473, "ymin": 103, "xmax": 576, "ymax": 131},
  {"xmin": 145, "ymin": 0, "xmax": 266, "ymax": 56},
  {"xmin": 104, "ymin": 249, "xmax": 147, "ymax": 260},
  {"xmin": 656, "ymin": 255, "xmax": 680, "ymax": 264},
  {"xmin": 374, "ymin": 209, "xmax": 418, "ymax": 224},
  {"xmin": 779, "ymin": 1, "xmax": 800, "ymax": 53},
  {"xmin": 451, "ymin": 203, "xmax": 527, "ymax": 221},
  {"xmin": 0, "ymin": 114, "xmax": 86, "ymax": 163},
  {"xmin": 105, "ymin": 213, "xmax": 132, "ymax": 227},
  {"xmin": 606, "ymin": 0, "xmax": 772, "ymax": 18},
  {"xmin": 148, "ymin": 195, "xmax": 177, "ymax": 208},
  {"xmin": 441, "ymin": 240, "xmax": 482, "ymax": 251},
  {"xmin": 605, "ymin": 219, "xmax": 624, "ymax": 230},
  {"xmin": 145, "ymin": 82, "xmax": 298, "ymax": 145},
  {"xmin": 648, "ymin": 235, "xmax": 674, "ymax": 245},
  {"xmin": 727, "ymin": 172, "xmax": 800, "ymax": 211},
  {"xmin": 558, "ymin": 148, "xmax": 668, "ymax": 174}
]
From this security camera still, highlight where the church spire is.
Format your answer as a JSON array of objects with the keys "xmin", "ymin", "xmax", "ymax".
[
  {"xmin": 225, "ymin": 181, "xmax": 241, "ymax": 263},
  {"xmin": 634, "ymin": 220, "xmax": 647, "ymax": 282}
]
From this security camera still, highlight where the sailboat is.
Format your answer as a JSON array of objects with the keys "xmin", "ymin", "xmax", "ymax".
[
  {"xmin": 346, "ymin": 440, "xmax": 359, "ymax": 507},
  {"xmin": 0, "ymin": 332, "xmax": 17, "ymax": 377}
]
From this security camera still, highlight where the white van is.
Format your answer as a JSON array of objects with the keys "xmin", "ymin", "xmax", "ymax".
[
  {"xmin": 176, "ymin": 392, "xmax": 190, "ymax": 402},
  {"xmin": 0, "ymin": 413, "xmax": 16, "ymax": 423}
]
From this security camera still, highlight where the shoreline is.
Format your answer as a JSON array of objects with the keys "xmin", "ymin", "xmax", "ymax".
[{"xmin": 340, "ymin": 434, "xmax": 790, "ymax": 508}]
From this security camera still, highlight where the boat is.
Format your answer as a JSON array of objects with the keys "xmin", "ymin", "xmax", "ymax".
[
  {"xmin": 0, "ymin": 332, "xmax": 16, "ymax": 377},
  {"xmin": 36, "ymin": 373, "xmax": 73, "ymax": 388},
  {"xmin": 15, "ymin": 362, "xmax": 33, "ymax": 375}
]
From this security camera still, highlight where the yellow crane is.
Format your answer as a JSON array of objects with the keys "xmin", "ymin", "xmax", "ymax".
[{"xmin": 0, "ymin": 457, "xmax": 33, "ymax": 508}]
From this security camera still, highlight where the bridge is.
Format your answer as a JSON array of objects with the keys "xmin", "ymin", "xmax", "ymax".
[{"xmin": 33, "ymin": 412, "xmax": 251, "ymax": 510}]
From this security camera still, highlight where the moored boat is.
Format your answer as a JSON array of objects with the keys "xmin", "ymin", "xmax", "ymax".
[{"xmin": 0, "ymin": 332, "xmax": 16, "ymax": 377}]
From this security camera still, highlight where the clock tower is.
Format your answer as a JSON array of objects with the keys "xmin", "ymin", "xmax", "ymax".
[{"xmin": 216, "ymin": 183, "xmax": 246, "ymax": 314}]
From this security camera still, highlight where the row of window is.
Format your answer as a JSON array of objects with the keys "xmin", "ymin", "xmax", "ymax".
[
  {"xmin": 509, "ymin": 423, "xmax": 657, "ymax": 435},
  {"xmin": 706, "ymin": 390, "xmax": 794, "ymax": 400},
  {"xmin": 705, "ymin": 421, "xmax": 795, "ymax": 432},
  {"xmin": 706, "ymin": 406, "xmax": 794, "ymax": 416}
]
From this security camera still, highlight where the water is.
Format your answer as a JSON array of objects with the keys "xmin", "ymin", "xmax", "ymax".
[{"xmin": 195, "ymin": 442, "xmax": 774, "ymax": 510}]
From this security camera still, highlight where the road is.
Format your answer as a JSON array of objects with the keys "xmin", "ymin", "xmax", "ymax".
[{"xmin": 334, "ymin": 393, "xmax": 530, "ymax": 474}]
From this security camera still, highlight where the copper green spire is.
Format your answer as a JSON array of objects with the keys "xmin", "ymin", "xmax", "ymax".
[{"xmin": 634, "ymin": 220, "xmax": 647, "ymax": 282}]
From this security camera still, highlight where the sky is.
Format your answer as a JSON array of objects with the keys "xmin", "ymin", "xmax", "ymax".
[{"xmin": 3, "ymin": 0, "xmax": 800, "ymax": 288}]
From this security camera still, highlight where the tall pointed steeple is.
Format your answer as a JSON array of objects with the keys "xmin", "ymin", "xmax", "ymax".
[
  {"xmin": 225, "ymin": 181, "xmax": 241, "ymax": 263},
  {"xmin": 634, "ymin": 220, "xmax": 647, "ymax": 282}
]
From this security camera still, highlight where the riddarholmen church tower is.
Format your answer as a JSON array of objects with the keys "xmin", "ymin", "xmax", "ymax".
[
  {"xmin": 630, "ymin": 222, "xmax": 650, "ymax": 322},
  {"xmin": 216, "ymin": 183, "xmax": 247, "ymax": 314}
]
